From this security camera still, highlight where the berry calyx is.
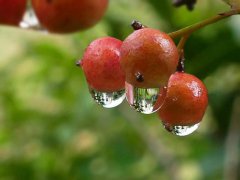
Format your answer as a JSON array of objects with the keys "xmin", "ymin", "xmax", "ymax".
[
  {"xmin": 0, "ymin": 0, "xmax": 27, "ymax": 26},
  {"xmin": 31, "ymin": 0, "xmax": 108, "ymax": 33},
  {"xmin": 79, "ymin": 37, "xmax": 125, "ymax": 92},
  {"xmin": 158, "ymin": 72, "xmax": 208, "ymax": 126},
  {"xmin": 120, "ymin": 28, "xmax": 179, "ymax": 88},
  {"xmin": 131, "ymin": 20, "xmax": 145, "ymax": 30}
]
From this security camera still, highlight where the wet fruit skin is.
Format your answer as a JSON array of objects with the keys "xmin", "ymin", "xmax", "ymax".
[
  {"xmin": 80, "ymin": 37, "xmax": 125, "ymax": 92},
  {"xmin": 120, "ymin": 28, "xmax": 179, "ymax": 88},
  {"xmin": 0, "ymin": 0, "xmax": 27, "ymax": 26},
  {"xmin": 31, "ymin": 0, "xmax": 108, "ymax": 33},
  {"xmin": 158, "ymin": 72, "xmax": 208, "ymax": 126}
]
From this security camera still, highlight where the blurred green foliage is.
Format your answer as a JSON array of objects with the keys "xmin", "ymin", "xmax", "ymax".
[{"xmin": 0, "ymin": 0, "xmax": 240, "ymax": 179}]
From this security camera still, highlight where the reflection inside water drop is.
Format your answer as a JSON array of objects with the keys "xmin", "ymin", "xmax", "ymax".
[
  {"xmin": 19, "ymin": 7, "xmax": 45, "ymax": 31},
  {"xmin": 163, "ymin": 123, "xmax": 200, "ymax": 136},
  {"xmin": 125, "ymin": 82, "xmax": 166, "ymax": 114},
  {"xmin": 90, "ymin": 88, "xmax": 125, "ymax": 108}
]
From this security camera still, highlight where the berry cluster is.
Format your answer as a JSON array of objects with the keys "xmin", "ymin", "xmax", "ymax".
[
  {"xmin": 77, "ymin": 21, "xmax": 208, "ymax": 136},
  {"xmin": 0, "ymin": 0, "xmax": 108, "ymax": 33},
  {"xmin": 3, "ymin": 0, "xmax": 237, "ymax": 137},
  {"xmin": 2, "ymin": 0, "xmax": 237, "ymax": 136}
]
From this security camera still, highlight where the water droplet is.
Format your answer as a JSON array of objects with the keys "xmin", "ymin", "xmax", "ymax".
[
  {"xmin": 89, "ymin": 88, "xmax": 125, "ymax": 108},
  {"xmin": 125, "ymin": 82, "xmax": 166, "ymax": 114},
  {"xmin": 19, "ymin": 7, "xmax": 46, "ymax": 32},
  {"xmin": 163, "ymin": 123, "xmax": 200, "ymax": 136}
]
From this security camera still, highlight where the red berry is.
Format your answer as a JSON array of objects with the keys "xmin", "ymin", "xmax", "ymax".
[
  {"xmin": 158, "ymin": 72, "xmax": 208, "ymax": 126},
  {"xmin": 31, "ymin": 0, "xmax": 108, "ymax": 33},
  {"xmin": 80, "ymin": 37, "xmax": 125, "ymax": 92},
  {"xmin": 120, "ymin": 28, "xmax": 179, "ymax": 88},
  {"xmin": 0, "ymin": 0, "xmax": 27, "ymax": 26}
]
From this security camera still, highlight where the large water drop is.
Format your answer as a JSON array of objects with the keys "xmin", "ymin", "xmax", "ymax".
[
  {"xmin": 19, "ymin": 8, "xmax": 45, "ymax": 32},
  {"xmin": 163, "ymin": 123, "xmax": 200, "ymax": 136},
  {"xmin": 90, "ymin": 88, "xmax": 125, "ymax": 108},
  {"xmin": 125, "ymin": 82, "xmax": 166, "ymax": 114}
]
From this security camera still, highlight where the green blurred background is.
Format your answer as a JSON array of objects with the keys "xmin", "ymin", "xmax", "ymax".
[{"xmin": 0, "ymin": 0, "xmax": 240, "ymax": 179}]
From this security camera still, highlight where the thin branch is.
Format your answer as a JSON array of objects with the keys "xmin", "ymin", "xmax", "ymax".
[
  {"xmin": 168, "ymin": 9, "xmax": 240, "ymax": 39},
  {"xmin": 177, "ymin": 35, "xmax": 189, "ymax": 51}
]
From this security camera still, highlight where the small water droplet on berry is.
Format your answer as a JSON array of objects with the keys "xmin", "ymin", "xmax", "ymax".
[
  {"xmin": 89, "ymin": 88, "xmax": 125, "ymax": 108},
  {"xmin": 163, "ymin": 122, "xmax": 200, "ymax": 136},
  {"xmin": 125, "ymin": 82, "xmax": 166, "ymax": 114}
]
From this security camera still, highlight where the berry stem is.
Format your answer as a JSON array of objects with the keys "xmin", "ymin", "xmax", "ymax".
[
  {"xmin": 175, "ymin": 35, "xmax": 188, "ymax": 72},
  {"xmin": 177, "ymin": 35, "xmax": 189, "ymax": 50},
  {"xmin": 168, "ymin": 8, "xmax": 240, "ymax": 39}
]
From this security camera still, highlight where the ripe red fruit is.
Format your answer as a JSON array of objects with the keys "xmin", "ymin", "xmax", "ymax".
[
  {"xmin": 80, "ymin": 37, "xmax": 125, "ymax": 92},
  {"xmin": 158, "ymin": 72, "xmax": 208, "ymax": 126},
  {"xmin": 120, "ymin": 28, "xmax": 179, "ymax": 88},
  {"xmin": 31, "ymin": 0, "xmax": 108, "ymax": 33},
  {"xmin": 0, "ymin": 0, "xmax": 27, "ymax": 26}
]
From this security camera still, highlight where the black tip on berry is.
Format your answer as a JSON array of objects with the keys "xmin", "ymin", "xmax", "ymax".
[
  {"xmin": 131, "ymin": 20, "xmax": 145, "ymax": 30},
  {"xmin": 176, "ymin": 50, "xmax": 185, "ymax": 72},
  {"xmin": 164, "ymin": 123, "xmax": 174, "ymax": 132},
  {"xmin": 135, "ymin": 72, "xmax": 144, "ymax": 82},
  {"xmin": 75, "ymin": 60, "xmax": 82, "ymax": 67}
]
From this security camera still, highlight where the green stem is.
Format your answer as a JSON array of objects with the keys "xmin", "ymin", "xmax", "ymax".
[
  {"xmin": 177, "ymin": 35, "xmax": 189, "ymax": 51},
  {"xmin": 176, "ymin": 36, "xmax": 188, "ymax": 72},
  {"xmin": 168, "ymin": 9, "xmax": 240, "ymax": 39}
]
